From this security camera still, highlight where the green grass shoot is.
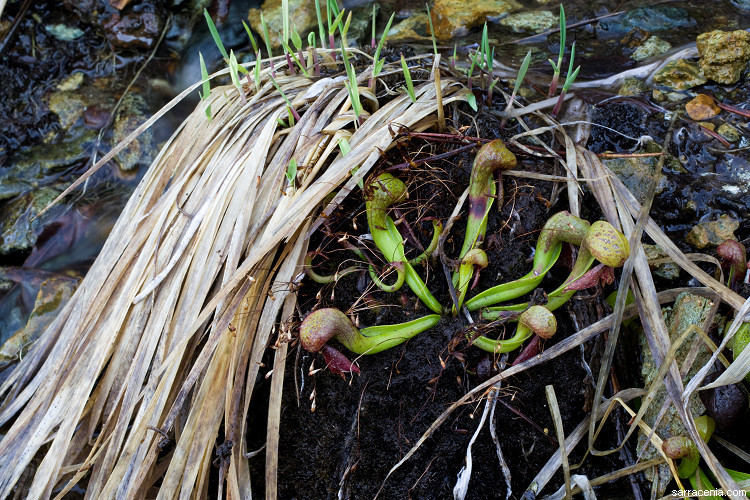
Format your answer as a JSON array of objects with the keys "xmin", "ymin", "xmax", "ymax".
[
  {"xmin": 426, "ymin": 3, "xmax": 438, "ymax": 56},
  {"xmin": 466, "ymin": 93, "xmax": 477, "ymax": 111},
  {"xmin": 339, "ymin": 137, "xmax": 351, "ymax": 155},
  {"xmin": 282, "ymin": 0, "xmax": 290, "ymax": 45},
  {"xmin": 281, "ymin": 39, "xmax": 309, "ymax": 76},
  {"xmin": 401, "ymin": 54, "xmax": 417, "ymax": 103},
  {"xmin": 242, "ymin": 21, "xmax": 259, "ymax": 54},
  {"xmin": 548, "ymin": 4, "xmax": 566, "ymax": 96},
  {"xmin": 291, "ymin": 25, "xmax": 302, "ymax": 51},
  {"xmin": 228, "ymin": 50, "xmax": 247, "ymax": 102},
  {"xmin": 315, "ymin": 0, "xmax": 326, "ymax": 48},
  {"xmin": 260, "ymin": 12, "xmax": 275, "ymax": 71},
  {"xmin": 308, "ymin": 32, "xmax": 316, "ymax": 48},
  {"xmin": 501, "ymin": 48, "xmax": 532, "ymax": 122},
  {"xmin": 269, "ymin": 76, "xmax": 298, "ymax": 125},
  {"xmin": 199, "ymin": 52, "xmax": 212, "ymax": 120},
  {"xmin": 286, "ymin": 158, "xmax": 297, "ymax": 189},
  {"xmin": 204, "ymin": 9, "xmax": 228, "ymax": 61},
  {"xmin": 371, "ymin": 5, "xmax": 377, "ymax": 48},
  {"xmin": 372, "ymin": 12, "xmax": 394, "ymax": 77},
  {"xmin": 340, "ymin": 15, "xmax": 363, "ymax": 124}
]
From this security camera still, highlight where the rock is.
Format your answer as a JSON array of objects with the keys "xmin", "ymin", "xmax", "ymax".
[
  {"xmin": 103, "ymin": 8, "xmax": 163, "ymax": 49},
  {"xmin": 685, "ymin": 94, "xmax": 720, "ymax": 120},
  {"xmin": 686, "ymin": 214, "xmax": 739, "ymax": 249},
  {"xmin": 631, "ymin": 35, "xmax": 671, "ymax": 62},
  {"xmin": 111, "ymin": 93, "xmax": 156, "ymax": 171},
  {"xmin": 0, "ymin": 187, "xmax": 64, "ymax": 255},
  {"xmin": 430, "ymin": 0, "xmax": 521, "ymax": 41},
  {"xmin": 45, "ymin": 24, "xmax": 85, "ymax": 41},
  {"xmin": 499, "ymin": 10, "xmax": 557, "ymax": 33},
  {"xmin": 699, "ymin": 372, "xmax": 747, "ymax": 431},
  {"xmin": 599, "ymin": 6, "xmax": 694, "ymax": 37},
  {"xmin": 48, "ymin": 90, "xmax": 87, "ymax": 131},
  {"xmin": 387, "ymin": 13, "xmax": 431, "ymax": 43},
  {"xmin": 697, "ymin": 30, "xmax": 750, "ymax": 84},
  {"xmin": 0, "ymin": 276, "xmax": 79, "ymax": 366},
  {"xmin": 602, "ymin": 141, "xmax": 677, "ymax": 203},
  {"xmin": 249, "ymin": 0, "xmax": 329, "ymax": 49},
  {"xmin": 638, "ymin": 292, "xmax": 713, "ymax": 497},
  {"xmin": 652, "ymin": 59, "xmax": 707, "ymax": 90},
  {"xmin": 643, "ymin": 244, "xmax": 680, "ymax": 280},
  {"xmin": 617, "ymin": 77, "xmax": 648, "ymax": 95},
  {"xmin": 717, "ymin": 123, "xmax": 741, "ymax": 142}
]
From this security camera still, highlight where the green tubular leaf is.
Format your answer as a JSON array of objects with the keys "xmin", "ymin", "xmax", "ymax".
[
  {"xmin": 355, "ymin": 314, "xmax": 441, "ymax": 354},
  {"xmin": 409, "ymin": 220, "xmax": 443, "ymax": 265},
  {"xmin": 368, "ymin": 262, "xmax": 405, "ymax": 292},
  {"xmin": 365, "ymin": 174, "xmax": 442, "ymax": 313},
  {"xmin": 472, "ymin": 321, "xmax": 532, "ymax": 353},
  {"xmin": 466, "ymin": 244, "xmax": 561, "ymax": 311}
]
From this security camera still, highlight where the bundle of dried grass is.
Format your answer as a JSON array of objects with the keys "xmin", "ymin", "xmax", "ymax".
[{"xmin": 0, "ymin": 52, "xmax": 466, "ymax": 498}]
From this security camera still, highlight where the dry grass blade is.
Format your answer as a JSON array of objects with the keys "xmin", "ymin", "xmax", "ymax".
[
  {"xmin": 545, "ymin": 385, "xmax": 571, "ymax": 499},
  {"xmin": 0, "ymin": 49, "xmax": 466, "ymax": 498}
]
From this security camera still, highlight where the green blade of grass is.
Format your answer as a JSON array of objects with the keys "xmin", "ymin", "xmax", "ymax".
[
  {"xmin": 400, "ymin": 54, "xmax": 416, "ymax": 103},
  {"xmin": 242, "ymin": 20, "xmax": 259, "ymax": 54},
  {"xmin": 282, "ymin": 0, "xmax": 289, "ymax": 44},
  {"xmin": 260, "ymin": 12, "xmax": 274, "ymax": 59},
  {"xmin": 512, "ymin": 49, "xmax": 532, "ymax": 97},
  {"xmin": 329, "ymin": 9, "xmax": 346, "ymax": 35},
  {"xmin": 286, "ymin": 158, "xmax": 297, "ymax": 189},
  {"xmin": 204, "ymin": 9, "xmax": 228, "ymax": 60},
  {"xmin": 291, "ymin": 25, "xmax": 302, "ymax": 51},
  {"xmin": 426, "ymin": 3, "xmax": 437, "ymax": 55},
  {"xmin": 281, "ymin": 39, "xmax": 309, "ymax": 76},
  {"xmin": 372, "ymin": 12, "xmax": 395, "ymax": 77},
  {"xmin": 315, "ymin": 0, "xmax": 326, "ymax": 48},
  {"xmin": 199, "ymin": 52, "xmax": 212, "ymax": 120}
]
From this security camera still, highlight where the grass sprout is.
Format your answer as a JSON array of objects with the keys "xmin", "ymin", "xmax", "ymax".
[
  {"xmin": 314, "ymin": 0, "xmax": 325, "ymax": 49},
  {"xmin": 503, "ymin": 49, "xmax": 532, "ymax": 119},
  {"xmin": 269, "ymin": 76, "xmax": 299, "ymax": 126},
  {"xmin": 369, "ymin": 12, "xmax": 395, "ymax": 90},
  {"xmin": 198, "ymin": 52, "xmax": 212, "ymax": 120},
  {"xmin": 340, "ymin": 15, "xmax": 363, "ymax": 125},
  {"xmin": 204, "ymin": 9, "xmax": 228, "ymax": 60},
  {"xmin": 260, "ymin": 12, "xmax": 275, "ymax": 73},
  {"xmin": 286, "ymin": 158, "xmax": 297, "ymax": 190},
  {"xmin": 548, "ymin": 5, "xmax": 566, "ymax": 97},
  {"xmin": 426, "ymin": 3, "xmax": 437, "ymax": 56},
  {"xmin": 401, "ymin": 54, "xmax": 417, "ymax": 103}
]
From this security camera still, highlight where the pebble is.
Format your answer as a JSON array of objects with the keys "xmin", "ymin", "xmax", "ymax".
[
  {"xmin": 686, "ymin": 94, "xmax": 720, "ymax": 120},
  {"xmin": 686, "ymin": 214, "xmax": 739, "ymax": 249}
]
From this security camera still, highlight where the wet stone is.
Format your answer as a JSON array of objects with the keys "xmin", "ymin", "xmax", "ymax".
[
  {"xmin": 430, "ymin": 0, "xmax": 521, "ymax": 40},
  {"xmin": 617, "ymin": 77, "xmax": 648, "ymax": 95},
  {"xmin": 643, "ymin": 244, "xmax": 680, "ymax": 280},
  {"xmin": 103, "ymin": 8, "xmax": 163, "ymax": 49},
  {"xmin": 685, "ymin": 94, "xmax": 720, "ymax": 121},
  {"xmin": 631, "ymin": 35, "xmax": 671, "ymax": 62},
  {"xmin": 686, "ymin": 214, "xmax": 739, "ymax": 249},
  {"xmin": 111, "ymin": 93, "xmax": 156, "ymax": 171},
  {"xmin": 498, "ymin": 10, "xmax": 557, "ymax": 33},
  {"xmin": 599, "ymin": 6, "xmax": 694, "ymax": 37},
  {"xmin": 717, "ymin": 123, "xmax": 741, "ymax": 142},
  {"xmin": 697, "ymin": 30, "xmax": 750, "ymax": 85},
  {"xmin": 45, "ymin": 23, "xmax": 85, "ymax": 41},
  {"xmin": 387, "ymin": 13, "xmax": 431, "ymax": 43},
  {"xmin": 603, "ymin": 147, "xmax": 670, "ymax": 204},
  {"xmin": 0, "ymin": 276, "xmax": 79, "ymax": 366},
  {"xmin": 0, "ymin": 187, "xmax": 65, "ymax": 255},
  {"xmin": 652, "ymin": 59, "xmax": 707, "ymax": 90}
]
